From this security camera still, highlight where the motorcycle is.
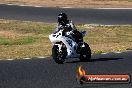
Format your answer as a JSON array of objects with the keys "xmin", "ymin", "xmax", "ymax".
[{"xmin": 49, "ymin": 26, "xmax": 91, "ymax": 64}]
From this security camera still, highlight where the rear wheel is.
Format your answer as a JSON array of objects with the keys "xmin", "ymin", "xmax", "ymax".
[
  {"xmin": 79, "ymin": 42, "xmax": 91, "ymax": 61},
  {"xmin": 52, "ymin": 45, "xmax": 66, "ymax": 64}
]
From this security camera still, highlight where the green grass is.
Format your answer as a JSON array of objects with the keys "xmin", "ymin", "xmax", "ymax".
[
  {"xmin": 0, "ymin": 19, "xmax": 132, "ymax": 59},
  {"xmin": 0, "ymin": 37, "xmax": 34, "ymax": 45}
]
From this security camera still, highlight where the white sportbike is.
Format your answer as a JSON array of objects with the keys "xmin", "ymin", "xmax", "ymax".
[{"xmin": 49, "ymin": 27, "xmax": 91, "ymax": 64}]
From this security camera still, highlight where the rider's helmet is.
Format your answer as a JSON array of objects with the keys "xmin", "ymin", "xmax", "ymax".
[{"xmin": 58, "ymin": 13, "xmax": 68, "ymax": 26}]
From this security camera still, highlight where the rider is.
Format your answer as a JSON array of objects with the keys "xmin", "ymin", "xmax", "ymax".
[{"xmin": 55, "ymin": 13, "xmax": 83, "ymax": 45}]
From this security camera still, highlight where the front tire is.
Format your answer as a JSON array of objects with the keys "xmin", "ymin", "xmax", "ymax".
[
  {"xmin": 52, "ymin": 45, "xmax": 66, "ymax": 64},
  {"xmin": 79, "ymin": 42, "xmax": 91, "ymax": 61}
]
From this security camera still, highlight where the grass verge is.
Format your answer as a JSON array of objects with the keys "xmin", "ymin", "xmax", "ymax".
[
  {"xmin": 1, "ymin": 0, "xmax": 132, "ymax": 8},
  {"xmin": 0, "ymin": 19, "xmax": 132, "ymax": 59}
]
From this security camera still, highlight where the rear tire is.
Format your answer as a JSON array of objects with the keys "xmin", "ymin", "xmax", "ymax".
[
  {"xmin": 79, "ymin": 42, "xmax": 91, "ymax": 62},
  {"xmin": 52, "ymin": 45, "xmax": 66, "ymax": 64}
]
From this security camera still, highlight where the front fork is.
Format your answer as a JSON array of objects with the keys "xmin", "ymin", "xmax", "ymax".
[
  {"xmin": 55, "ymin": 42, "xmax": 67, "ymax": 59},
  {"xmin": 56, "ymin": 42, "xmax": 65, "ymax": 52}
]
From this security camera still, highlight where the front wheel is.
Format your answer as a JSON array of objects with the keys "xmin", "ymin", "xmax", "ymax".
[
  {"xmin": 79, "ymin": 42, "xmax": 91, "ymax": 62},
  {"xmin": 52, "ymin": 45, "xmax": 66, "ymax": 64}
]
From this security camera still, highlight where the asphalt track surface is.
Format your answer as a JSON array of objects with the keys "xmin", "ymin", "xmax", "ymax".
[
  {"xmin": 0, "ymin": 4, "xmax": 132, "ymax": 24},
  {"xmin": 0, "ymin": 51, "xmax": 132, "ymax": 88}
]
